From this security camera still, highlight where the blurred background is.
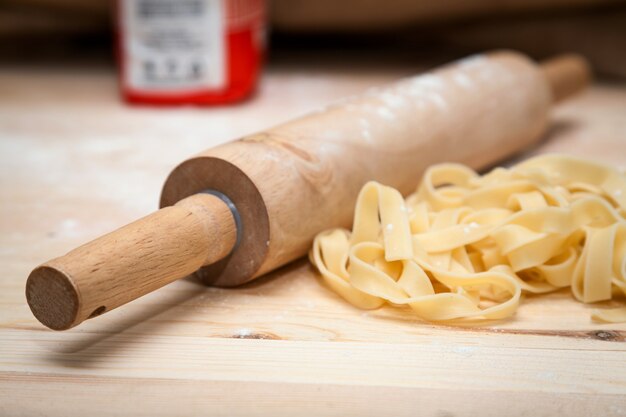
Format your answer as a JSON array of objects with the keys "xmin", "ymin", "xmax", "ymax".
[{"xmin": 1, "ymin": 0, "xmax": 625, "ymax": 78}]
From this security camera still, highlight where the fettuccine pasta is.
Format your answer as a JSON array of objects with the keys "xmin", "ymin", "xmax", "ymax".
[{"xmin": 310, "ymin": 154, "xmax": 626, "ymax": 322}]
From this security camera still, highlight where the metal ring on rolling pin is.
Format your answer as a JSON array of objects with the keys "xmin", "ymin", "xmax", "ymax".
[{"xmin": 202, "ymin": 189, "xmax": 243, "ymax": 251}]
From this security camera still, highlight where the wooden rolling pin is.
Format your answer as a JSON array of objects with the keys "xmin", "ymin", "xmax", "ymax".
[{"xmin": 26, "ymin": 50, "xmax": 590, "ymax": 330}]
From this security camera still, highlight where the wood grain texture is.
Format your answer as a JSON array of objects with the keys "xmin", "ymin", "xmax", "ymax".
[{"xmin": 1, "ymin": 58, "xmax": 625, "ymax": 416}]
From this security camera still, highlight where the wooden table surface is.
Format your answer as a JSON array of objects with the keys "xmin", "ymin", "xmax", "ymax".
[{"xmin": 1, "ymin": 55, "xmax": 626, "ymax": 416}]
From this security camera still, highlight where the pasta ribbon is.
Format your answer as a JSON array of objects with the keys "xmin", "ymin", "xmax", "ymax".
[{"xmin": 310, "ymin": 154, "xmax": 626, "ymax": 323}]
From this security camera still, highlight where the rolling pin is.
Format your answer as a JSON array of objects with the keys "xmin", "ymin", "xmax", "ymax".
[{"xmin": 26, "ymin": 50, "xmax": 590, "ymax": 330}]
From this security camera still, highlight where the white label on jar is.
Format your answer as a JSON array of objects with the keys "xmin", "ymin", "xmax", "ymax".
[{"xmin": 122, "ymin": 0, "xmax": 226, "ymax": 93}]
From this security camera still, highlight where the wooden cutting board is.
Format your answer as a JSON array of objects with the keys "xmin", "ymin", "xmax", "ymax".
[{"xmin": 1, "ymin": 59, "xmax": 625, "ymax": 417}]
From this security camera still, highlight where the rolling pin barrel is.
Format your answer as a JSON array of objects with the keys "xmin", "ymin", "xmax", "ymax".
[{"xmin": 26, "ymin": 51, "xmax": 591, "ymax": 330}]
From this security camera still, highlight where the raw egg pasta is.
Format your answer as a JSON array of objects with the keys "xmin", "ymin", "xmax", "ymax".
[{"xmin": 310, "ymin": 154, "xmax": 626, "ymax": 322}]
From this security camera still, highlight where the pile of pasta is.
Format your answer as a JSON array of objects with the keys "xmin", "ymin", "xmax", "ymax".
[{"xmin": 310, "ymin": 154, "xmax": 626, "ymax": 323}]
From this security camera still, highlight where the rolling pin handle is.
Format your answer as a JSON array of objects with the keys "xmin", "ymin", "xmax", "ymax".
[
  {"xmin": 26, "ymin": 193, "xmax": 238, "ymax": 330},
  {"xmin": 540, "ymin": 54, "xmax": 591, "ymax": 104}
]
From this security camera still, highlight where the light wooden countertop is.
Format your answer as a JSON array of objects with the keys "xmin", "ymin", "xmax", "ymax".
[{"xmin": 1, "ymin": 57, "xmax": 626, "ymax": 416}]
